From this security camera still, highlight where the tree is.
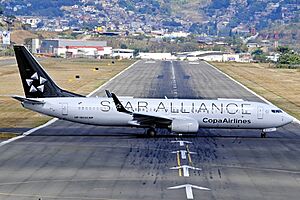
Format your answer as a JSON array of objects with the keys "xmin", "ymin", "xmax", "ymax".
[
  {"xmin": 276, "ymin": 46, "xmax": 290, "ymax": 54},
  {"xmin": 253, "ymin": 54, "xmax": 267, "ymax": 62},
  {"xmin": 120, "ymin": 43, "xmax": 128, "ymax": 49},
  {"xmin": 278, "ymin": 53, "xmax": 300, "ymax": 65},
  {"xmin": 252, "ymin": 48, "xmax": 267, "ymax": 62},
  {"xmin": 251, "ymin": 48, "xmax": 263, "ymax": 56}
]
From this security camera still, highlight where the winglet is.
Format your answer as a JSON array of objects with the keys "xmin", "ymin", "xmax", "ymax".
[
  {"xmin": 105, "ymin": 90, "xmax": 112, "ymax": 98},
  {"xmin": 111, "ymin": 93, "xmax": 131, "ymax": 114}
]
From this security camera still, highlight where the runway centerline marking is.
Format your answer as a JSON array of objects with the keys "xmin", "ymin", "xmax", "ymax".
[
  {"xmin": 186, "ymin": 144, "xmax": 194, "ymax": 166},
  {"xmin": 170, "ymin": 61, "xmax": 178, "ymax": 98}
]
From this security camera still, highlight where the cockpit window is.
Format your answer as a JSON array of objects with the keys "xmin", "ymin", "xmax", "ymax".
[{"xmin": 271, "ymin": 109, "xmax": 283, "ymax": 113}]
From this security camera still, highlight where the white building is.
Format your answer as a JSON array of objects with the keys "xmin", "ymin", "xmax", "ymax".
[
  {"xmin": 137, "ymin": 53, "xmax": 175, "ymax": 60},
  {"xmin": 18, "ymin": 16, "xmax": 41, "ymax": 28},
  {"xmin": 112, "ymin": 49, "xmax": 134, "ymax": 59},
  {"xmin": 31, "ymin": 38, "xmax": 40, "ymax": 53},
  {"xmin": 163, "ymin": 31, "xmax": 190, "ymax": 38},
  {"xmin": 182, "ymin": 51, "xmax": 244, "ymax": 62},
  {"xmin": 267, "ymin": 53, "xmax": 280, "ymax": 62},
  {"xmin": 185, "ymin": 51, "xmax": 224, "ymax": 62},
  {"xmin": 40, "ymin": 39, "xmax": 107, "ymax": 54},
  {"xmin": 55, "ymin": 46, "xmax": 112, "ymax": 58}
]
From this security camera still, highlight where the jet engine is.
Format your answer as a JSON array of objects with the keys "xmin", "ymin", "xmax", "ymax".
[{"xmin": 170, "ymin": 118, "xmax": 199, "ymax": 133}]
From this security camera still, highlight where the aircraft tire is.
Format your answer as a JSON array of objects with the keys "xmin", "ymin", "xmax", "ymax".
[{"xmin": 147, "ymin": 128, "xmax": 157, "ymax": 137}]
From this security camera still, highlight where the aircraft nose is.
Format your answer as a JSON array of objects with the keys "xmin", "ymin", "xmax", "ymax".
[{"xmin": 282, "ymin": 113, "xmax": 294, "ymax": 125}]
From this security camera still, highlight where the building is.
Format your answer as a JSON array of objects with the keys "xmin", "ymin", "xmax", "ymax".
[
  {"xmin": 137, "ymin": 53, "xmax": 175, "ymax": 60},
  {"xmin": 182, "ymin": 51, "xmax": 245, "ymax": 62},
  {"xmin": 57, "ymin": 46, "xmax": 112, "ymax": 58},
  {"xmin": 31, "ymin": 38, "xmax": 40, "ymax": 53},
  {"xmin": 40, "ymin": 39, "xmax": 107, "ymax": 54},
  {"xmin": 17, "ymin": 16, "xmax": 41, "ymax": 28},
  {"xmin": 112, "ymin": 49, "xmax": 134, "ymax": 59},
  {"xmin": 185, "ymin": 51, "xmax": 225, "ymax": 62}
]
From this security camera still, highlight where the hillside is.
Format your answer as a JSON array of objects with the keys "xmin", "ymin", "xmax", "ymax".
[
  {"xmin": 1, "ymin": 0, "xmax": 299, "ymax": 47},
  {"xmin": 260, "ymin": 22, "xmax": 300, "ymax": 51},
  {"xmin": 167, "ymin": 0, "xmax": 208, "ymax": 23}
]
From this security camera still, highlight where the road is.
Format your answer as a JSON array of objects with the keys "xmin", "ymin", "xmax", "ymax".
[
  {"xmin": 0, "ymin": 60, "xmax": 299, "ymax": 200},
  {"xmin": 0, "ymin": 58, "xmax": 16, "ymax": 67},
  {"xmin": 0, "ymin": 58, "xmax": 45, "ymax": 68}
]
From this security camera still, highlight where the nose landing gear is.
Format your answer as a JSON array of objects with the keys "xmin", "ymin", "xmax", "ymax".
[
  {"xmin": 260, "ymin": 128, "xmax": 276, "ymax": 138},
  {"xmin": 146, "ymin": 128, "xmax": 157, "ymax": 137},
  {"xmin": 261, "ymin": 132, "xmax": 267, "ymax": 138}
]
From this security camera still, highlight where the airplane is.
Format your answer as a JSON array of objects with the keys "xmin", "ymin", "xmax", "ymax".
[{"xmin": 12, "ymin": 45, "xmax": 293, "ymax": 138}]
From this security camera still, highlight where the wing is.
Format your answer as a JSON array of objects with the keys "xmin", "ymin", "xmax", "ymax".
[
  {"xmin": 111, "ymin": 92, "xmax": 172, "ymax": 127},
  {"xmin": 130, "ymin": 112, "xmax": 172, "ymax": 126}
]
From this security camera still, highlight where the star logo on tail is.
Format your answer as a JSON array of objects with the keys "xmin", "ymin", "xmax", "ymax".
[{"xmin": 25, "ymin": 72, "xmax": 47, "ymax": 93}]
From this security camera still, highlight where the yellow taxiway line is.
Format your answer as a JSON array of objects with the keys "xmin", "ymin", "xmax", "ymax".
[{"xmin": 177, "ymin": 152, "xmax": 182, "ymax": 176}]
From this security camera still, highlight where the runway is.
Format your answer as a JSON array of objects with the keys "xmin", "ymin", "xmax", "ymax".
[{"xmin": 0, "ymin": 60, "xmax": 299, "ymax": 200}]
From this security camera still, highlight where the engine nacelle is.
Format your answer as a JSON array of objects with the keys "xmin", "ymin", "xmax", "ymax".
[{"xmin": 171, "ymin": 118, "xmax": 199, "ymax": 133}]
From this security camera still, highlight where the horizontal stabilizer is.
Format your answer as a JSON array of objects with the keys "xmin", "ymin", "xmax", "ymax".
[{"xmin": 12, "ymin": 95, "xmax": 45, "ymax": 105}]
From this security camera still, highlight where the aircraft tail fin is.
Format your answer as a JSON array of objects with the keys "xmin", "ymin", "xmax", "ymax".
[{"xmin": 14, "ymin": 45, "xmax": 84, "ymax": 98}]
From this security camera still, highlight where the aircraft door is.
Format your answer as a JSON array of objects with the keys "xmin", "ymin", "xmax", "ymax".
[
  {"xmin": 61, "ymin": 103, "xmax": 68, "ymax": 116},
  {"xmin": 257, "ymin": 107, "xmax": 263, "ymax": 119}
]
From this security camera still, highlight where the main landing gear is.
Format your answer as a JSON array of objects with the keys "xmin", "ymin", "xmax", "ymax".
[{"xmin": 146, "ymin": 128, "xmax": 157, "ymax": 137}]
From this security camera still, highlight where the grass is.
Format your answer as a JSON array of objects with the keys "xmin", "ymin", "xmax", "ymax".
[
  {"xmin": 0, "ymin": 58, "xmax": 135, "ymax": 129},
  {"xmin": 0, "ymin": 133, "xmax": 17, "ymax": 139},
  {"xmin": 211, "ymin": 62, "xmax": 300, "ymax": 120}
]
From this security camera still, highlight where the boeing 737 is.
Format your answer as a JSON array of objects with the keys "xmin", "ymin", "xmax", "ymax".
[{"xmin": 12, "ymin": 45, "xmax": 293, "ymax": 137}]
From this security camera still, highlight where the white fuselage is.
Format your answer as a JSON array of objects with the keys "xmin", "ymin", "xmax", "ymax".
[{"xmin": 22, "ymin": 97, "xmax": 293, "ymax": 131}]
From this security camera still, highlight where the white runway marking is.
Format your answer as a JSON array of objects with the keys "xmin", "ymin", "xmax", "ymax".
[
  {"xmin": 145, "ymin": 61, "xmax": 156, "ymax": 64},
  {"xmin": 170, "ymin": 61, "xmax": 178, "ymax": 98},
  {"xmin": 168, "ymin": 184, "xmax": 210, "ymax": 199},
  {"xmin": 171, "ymin": 150, "xmax": 196, "ymax": 160},
  {"xmin": 170, "ymin": 140, "xmax": 192, "ymax": 146},
  {"xmin": 0, "ymin": 60, "xmax": 140, "ymax": 147},
  {"xmin": 170, "ymin": 165, "xmax": 202, "ymax": 177}
]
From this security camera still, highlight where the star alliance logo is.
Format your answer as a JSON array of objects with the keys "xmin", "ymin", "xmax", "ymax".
[{"xmin": 25, "ymin": 72, "xmax": 47, "ymax": 93}]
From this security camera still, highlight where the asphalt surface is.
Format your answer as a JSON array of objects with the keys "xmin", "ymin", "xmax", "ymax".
[
  {"xmin": 0, "ymin": 58, "xmax": 16, "ymax": 67},
  {"xmin": 0, "ymin": 60, "xmax": 299, "ymax": 200},
  {"xmin": 0, "ymin": 58, "xmax": 44, "ymax": 68}
]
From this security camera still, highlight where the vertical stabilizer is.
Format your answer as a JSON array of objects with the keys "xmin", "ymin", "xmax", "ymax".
[{"xmin": 14, "ymin": 45, "xmax": 83, "ymax": 98}]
